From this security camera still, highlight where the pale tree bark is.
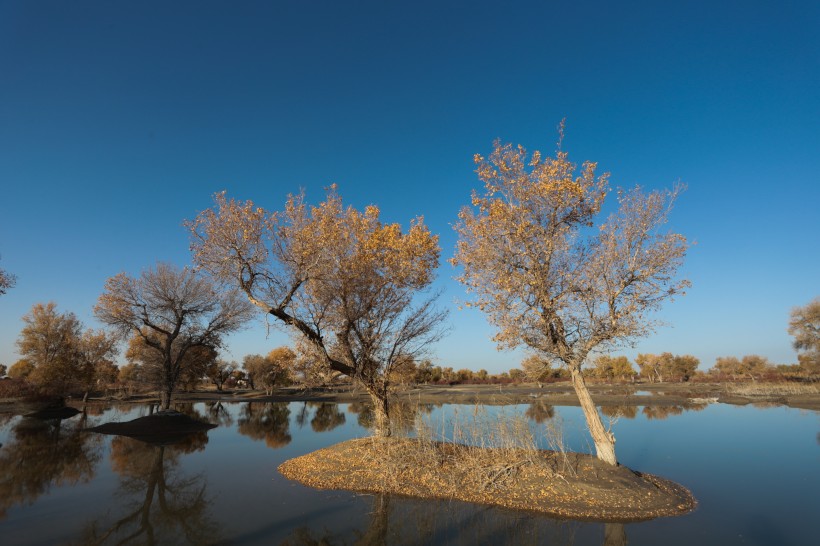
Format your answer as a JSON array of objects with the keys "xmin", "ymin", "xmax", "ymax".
[
  {"xmin": 569, "ymin": 365, "xmax": 616, "ymax": 466},
  {"xmin": 367, "ymin": 388, "xmax": 391, "ymax": 438}
]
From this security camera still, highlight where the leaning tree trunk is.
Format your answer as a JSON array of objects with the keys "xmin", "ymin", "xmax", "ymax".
[{"xmin": 569, "ymin": 365, "xmax": 617, "ymax": 465}]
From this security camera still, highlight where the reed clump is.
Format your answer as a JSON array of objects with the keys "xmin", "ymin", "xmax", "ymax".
[
  {"xmin": 366, "ymin": 405, "xmax": 576, "ymax": 496},
  {"xmin": 727, "ymin": 382, "xmax": 820, "ymax": 397}
]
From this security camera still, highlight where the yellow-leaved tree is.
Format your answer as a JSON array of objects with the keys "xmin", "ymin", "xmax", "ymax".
[
  {"xmin": 187, "ymin": 186, "xmax": 446, "ymax": 437},
  {"xmin": 452, "ymin": 127, "xmax": 689, "ymax": 465}
]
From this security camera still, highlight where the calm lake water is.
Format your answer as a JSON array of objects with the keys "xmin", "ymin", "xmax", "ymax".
[{"xmin": 0, "ymin": 400, "xmax": 817, "ymax": 545}]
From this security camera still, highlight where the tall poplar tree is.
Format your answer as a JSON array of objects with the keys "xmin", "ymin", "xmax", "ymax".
[{"xmin": 452, "ymin": 128, "xmax": 689, "ymax": 465}]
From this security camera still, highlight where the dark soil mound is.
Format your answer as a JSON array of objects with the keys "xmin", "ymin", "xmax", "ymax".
[
  {"xmin": 86, "ymin": 410, "xmax": 216, "ymax": 445},
  {"xmin": 25, "ymin": 405, "xmax": 81, "ymax": 420},
  {"xmin": 279, "ymin": 438, "xmax": 697, "ymax": 522}
]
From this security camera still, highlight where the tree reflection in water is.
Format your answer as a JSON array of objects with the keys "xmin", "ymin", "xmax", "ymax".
[
  {"xmin": 77, "ymin": 431, "xmax": 220, "ymax": 545},
  {"xmin": 641, "ymin": 402, "xmax": 707, "ymax": 420},
  {"xmin": 281, "ymin": 493, "xmax": 628, "ymax": 546},
  {"xmin": 204, "ymin": 400, "xmax": 234, "ymax": 428},
  {"xmin": 0, "ymin": 412, "xmax": 101, "ymax": 519},
  {"xmin": 312, "ymin": 403, "xmax": 346, "ymax": 432},
  {"xmin": 525, "ymin": 400, "xmax": 555, "ymax": 423},
  {"xmin": 600, "ymin": 405, "xmax": 639, "ymax": 420},
  {"xmin": 237, "ymin": 402, "xmax": 292, "ymax": 448},
  {"xmin": 603, "ymin": 522, "xmax": 628, "ymax": 546},
  {"xmin": 294, "ymin": 402, "xmax": 347, "ymax": 432},
  {"xmin": 348, "ymin": 400, "xmax": 434, "ymax": 435}
]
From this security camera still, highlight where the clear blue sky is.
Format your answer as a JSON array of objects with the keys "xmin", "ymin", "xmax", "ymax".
[{"xmin": 1, "ymin": 0, "xmax": 818, "ymax": 374}]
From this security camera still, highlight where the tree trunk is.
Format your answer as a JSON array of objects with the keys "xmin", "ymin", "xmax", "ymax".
[
  {"xmin": 159, "ymin": 388, "xmax": 172, "ymax": 410},
  {"xmin": 368, "ymin": 390, "xmax": 391, "ymax": 438},
  {"xmin": 569, "ymin": 366, "xmax": 617, "ymax": 465}
]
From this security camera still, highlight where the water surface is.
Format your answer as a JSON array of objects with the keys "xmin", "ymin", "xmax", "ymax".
[{"xmin": 0, "ymin": 400, "xmax": 817, "ymax": 545}]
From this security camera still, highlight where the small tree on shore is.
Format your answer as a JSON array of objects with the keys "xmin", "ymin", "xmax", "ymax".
[
  {"xmin": 521, "ymin": 354, "xmax": 557, "ymax": 386},
  {"xmin": 16, "ymin": 302, "xmax": 83, "ymax": 394},
  {"xmin": 244, "ymin": 347, "xmax": 295, "ymax": 395},
  {"xmin": 0, "ymin": 255, "xmax": 15, "ymax": 297},
  {"xmin": 710, "ymin": 355, "xmax": 772, "ymax": 381},
  {"xmin": 205, "ymin": 359, "xmax": 237, "ymax": 392},
  {"xmin": 8, "ymin": 359, "xmax": 34, "ymax": 379},
  {"xmin": 188, "ymin": 188, "xmax": 446, "ymax": 436},
  {"xmin": 15, "ymin": 302, "xmax": 118, "ymax": 398},
  {"xmin": 590, "ymin": 355, "xmax": 636, "ymax": 382},
  {"xmin": 95, "ymin": 263, "xmax": 254, "ymax": 409},
  {"xmin": 789, "ymin": 298, "xmax": 819, "ymax": 374},
  {"xmin": 452, "ymin": 129, "xmax": 689, "ymax": 465}
]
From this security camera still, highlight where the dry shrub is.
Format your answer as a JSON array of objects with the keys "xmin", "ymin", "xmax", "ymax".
[
  {"xmin": 0, "ymin": 378, "xmax": 37, "ymax": 399},
  {"xmin": 727, "ymin": 382, "xmax": 820, "ymax": 396},
  {"xmin": 365, "ymin": 405, "xmax": 576, "ymax": 497}
]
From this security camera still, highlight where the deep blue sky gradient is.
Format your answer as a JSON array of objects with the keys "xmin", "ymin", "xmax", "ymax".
[{"xmin": 1, "ymin": 0, "xmax": 818, "ymax": 373}]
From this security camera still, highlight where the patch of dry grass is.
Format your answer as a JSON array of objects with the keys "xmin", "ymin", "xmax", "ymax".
[
  {"xmin": 372, "ymin": 406, "xmax": 568, "ymax": 494},
  {"xmin": 726, "ymin": 382, "xmax": 820, "ymax": 396}
]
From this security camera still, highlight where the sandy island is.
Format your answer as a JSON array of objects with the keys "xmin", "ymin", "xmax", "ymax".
[{"xmin": 279, "ymin": 437, "xmax": 696, "ymax": 521}]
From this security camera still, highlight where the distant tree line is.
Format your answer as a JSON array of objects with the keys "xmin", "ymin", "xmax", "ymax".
[{"xmin": 3, "ymin": 307, "xmax": 817, "ymax": 403}]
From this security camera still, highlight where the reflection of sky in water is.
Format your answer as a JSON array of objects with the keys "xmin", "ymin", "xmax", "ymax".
[{"xmin": 0, "ymin": 402, "xmax": 817, "ymax": 545}]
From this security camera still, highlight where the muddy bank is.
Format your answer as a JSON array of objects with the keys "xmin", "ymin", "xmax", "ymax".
[
  {"xmin": 279, "ymin": 437, "xmax": 696, "ymax": 522},
  {"xmin": 162, "ymin": 382, "xmax": 820, "ymax": 412},
  {"xmin": 2, "ymin": 381, "xmax": 818, "ymax": 416},
  {"xmin": 85, "ymin": 410, "xmax": 216, "ymax": 445}
]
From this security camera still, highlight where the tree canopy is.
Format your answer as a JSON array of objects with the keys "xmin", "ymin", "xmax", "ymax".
[
  {"xmin": 452, "ymin": 129, "xmax": 689, "ymax": 465},
  {"xmin": 95, "ymin": 263, "xmax": 254, "ymax": 408},
  {"xmin": 0, "ymin": 255, "xmax": 15, "ymax": 297},
  {"xmin": 188, "ymin": 187, "xmax": 446, "ymax": 436},
  {"xmin": 243, "ymin": 347, "xmax": 295, "ymax": 395},
  {"xmin": 788, "ymin": 297, "xmax": 819, "ymax": 373},
  {"xmin": 15, "ymin": 302, "xmax": 118, "ymax": 396}
]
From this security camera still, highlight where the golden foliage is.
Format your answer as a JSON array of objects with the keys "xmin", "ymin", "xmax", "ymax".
[
  {"xmin": 15, "ymin": 302, "xmax": 118, "ymax": 394},
  {"xmin": 453, "ymin": 135, "xmax": 689, "ymax": 366},
  {"xmin": 188, "ymin": 187, "xmax": 446, "ymax": 436},
  {"xmin": 788, "ymin": 297, "xmax": 820, "ymax": 373},
  {"xmin": 453, "ymin": 128, "xmax": 690, "ymax": 465}
]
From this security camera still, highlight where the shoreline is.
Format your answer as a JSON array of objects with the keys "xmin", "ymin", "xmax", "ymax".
[{"xmin": 1, "ymin": 381, "xmax": 818, "ymax": 415}]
